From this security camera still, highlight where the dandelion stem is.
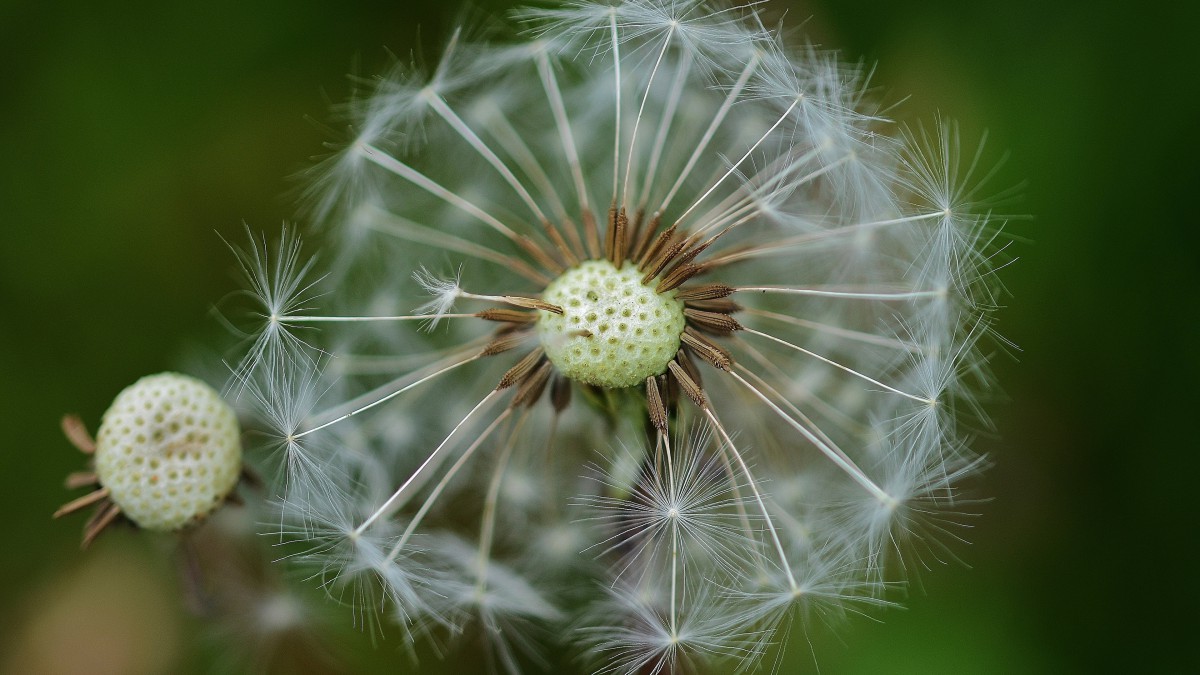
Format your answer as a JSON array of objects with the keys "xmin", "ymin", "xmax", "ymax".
[
  {"xmin": 662, "ymin": 430, "xmax": 676, "ymax": 505},
  {"xmin": 359, "ymin": 142, "xmax": 560, "ymax": 268},
  {"xmin": 688, "ymin": 144, "xmax": 826, "ymax": 238},
  {"xmin": 296, "ymin": 350, "xmax": 478, "ymax": 439},
  {"xmin": 730, "ymin": 335, "xmax": 869, "ymax": 441},
  {"xmin": 425, "ymin": 92, "xmax": 551, "ymax": 225},
  {"xmin": 676, "ymin": 96, "xmax": 803, "ymax": 226},
  {"xmin": 278, "ymin": 313, "xmax": 478, "ymax": 324},
  {"xmin": 480, "ymin": 101, "xmax": 571, "ymax": 226},
  {"xmin": 742, "ymin": 327, "xmax": 932, "ymax": 403},
  {"xmin": 744, "ymin": 308, "xmax": 918, "ymax": 351},
  {"xmin": 691, "ymin": 420, "xmax": 764, "ymax": 575},
  {"xmin": 362, "ymin": 206, "xmax": 550, "ymax": 285},
  {"xmin": 735, "ymin": 286, "xmax": 944, "ymax": 301},
  {"xmin": 662, "ymin": 428, "xmax": 679, "ymax": 636},
  {"xmin": 330, "ymin": 336, "xmax": 491, "ymax": 377},
  {"xmin": 704, "ymin": 211, "xmax": 946, "ymax": 267},
  {"xmin": 702, "ymin": 406, "xmax": 798, "ymax": 591},
  {"xmin": 658, "ymin": 52, "xmax": 759, "ymax": 215},
  {"xmin": 358, "ymin": 389, "xmax": 503, "ymax": 536},
  {"xmin": 727, "ymin": 367, "xmax": 893, "ymax": 505},
  {"xmin": 475, "ymin": 410, "xmax": 527, "ymax": 594},
  {"xmin": 638, "ymin": 57, "xmax": 690, "ymax": 214},
  {"xmin": 387, "ymin": 406, "xmax": 514, "ymax": 560},
  {"xmin": 670, "ymin": 511, "xmax": 679, "ymax": 638},
  {"xmin": 733, "ymin": 360, "xmax": 867, "ymax": 469},
  {"xmin": 609, "ymin": 8, "xmax": 622, "ymax": 204},
  {"xmin": 621, "ymin": 25, "xmax": 675, "ymax": 205},
  {"xmin": 536, "ymin": 52, "xmax": 593, "ymax": 228}
]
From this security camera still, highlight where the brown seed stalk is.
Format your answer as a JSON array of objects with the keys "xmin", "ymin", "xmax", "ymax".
[
  {"xmin": 667, "ymin": 360, "xmax": 707, "ymax": 408},
  {"xmin": 681, "ymin": 328, "xmax": 733, "ymax": 371},
  {"xmin": 645, "ymin": 376, "xmax": 668, "ymax": 432},
  {"xmin": 512, "ymin": 361, "xmax": 554, "ymax": 408},
  {"xmin": 81, "ymin": 502, "xmax": 122, "ymax": 550},
  {"xmin": 674, "ymin": 284, "xmax": 735, "ymax": 302},
  {"xmin": 53, "ymin": 487, "xmax": 111, "ymax": 519},
  {"xmin": 497, "ymin": 347, "xmax": 547, "ymax": 389},
  {"xmin": 475, "ymin": 309, "xmax": 538, "ymax": 324},
  {"xmin": 684, "ymin": 308, "xmax": 743, "ymax": 334},
  {"xmin": 481, "ymin": 331, "xmax": 532, "ymax": 357},
  {"xmin": 61, "ymin": 414, "xmax": 95, "ymax": 454}
]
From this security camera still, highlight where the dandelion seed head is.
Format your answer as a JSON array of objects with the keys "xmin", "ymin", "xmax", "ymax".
[
  {"xmin": 93, "ymin": 373, "xmax": 242, "ymax": 531},
  {"xmin": 215, "ymin": 0, "xmax": 1017, "ymax": 670},
  {"xmin": 539, "ymin": 260, "xmax": 685, "ymax": 387}
]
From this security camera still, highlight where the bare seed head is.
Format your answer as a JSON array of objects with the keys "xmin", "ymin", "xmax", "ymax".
[
  {"xmin": 537, "ymin": 260, "xmax": 685, "ymax": 388},
  {"xmin": 93, "ymin": 373, "xmax": 242, "ymax": 531}
]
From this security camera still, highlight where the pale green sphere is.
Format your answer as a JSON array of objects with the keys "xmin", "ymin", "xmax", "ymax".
[
  {"xmin": 538, "ymin": 260, "xmax": 686, "ymax": 389},
  {"xmin": 94, "ymin": 373, "xmax": 242, "ymax": 531}
]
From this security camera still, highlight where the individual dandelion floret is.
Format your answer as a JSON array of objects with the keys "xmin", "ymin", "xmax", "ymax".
[
  {"xmin": 55, "ymin": 372, "xmax": 243, "ymax": 546},
  {"xmin": 229, "ymin": 0, "xmax": 1014, "ymax": 671}
]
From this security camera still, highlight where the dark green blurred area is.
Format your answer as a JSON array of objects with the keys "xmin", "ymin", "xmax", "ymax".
[{"xmin": 2, "ymin": 1, "xmax": 1196, "ymax": 673}]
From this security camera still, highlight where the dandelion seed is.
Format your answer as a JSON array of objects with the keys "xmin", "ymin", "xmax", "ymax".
[
  {"xmin": 220, "ymin": 224, "xmax": 325, "ymax": 379},
  {"xmin": 413, "ymin": 265, "xmax": 464, "ymax": 327}
]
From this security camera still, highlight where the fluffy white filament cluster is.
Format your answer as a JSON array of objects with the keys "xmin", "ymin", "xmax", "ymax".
[{"xmin": 228, "ymin": 1, "xmax": 1009, "ymax": 672}]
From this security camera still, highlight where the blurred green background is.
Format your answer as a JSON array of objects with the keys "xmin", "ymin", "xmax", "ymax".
[{"xmin": 2, "ymin": 1, "xmax": 1196, "ymax": 673}]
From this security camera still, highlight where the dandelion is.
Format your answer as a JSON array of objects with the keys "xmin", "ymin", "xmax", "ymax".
[{"xmin": 227, "ymin": 0, "xmax": 1011, "ymax": 671}]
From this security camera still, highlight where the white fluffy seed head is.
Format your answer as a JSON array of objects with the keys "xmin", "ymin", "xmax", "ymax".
[
  {"xmin": 538, "ymin": 260, "xmax": 685, "ymax": 388},
  {"xmin": 93, "ymin": 373, "xmax": 242, "ymax": 531}
]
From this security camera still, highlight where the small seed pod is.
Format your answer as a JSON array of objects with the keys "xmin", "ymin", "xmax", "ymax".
[{"xmin": 55, "ymin": 372, "xmax": 243, "ymax": 545}]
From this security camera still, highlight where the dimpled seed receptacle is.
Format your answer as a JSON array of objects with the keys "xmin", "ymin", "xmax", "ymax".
[
  {"xmin": 538, "ymin": 260, "xmax": 686, "ymax": 389},
  {"xmin": 93, "ymin": 373, "xmax": 242, "ymax": 531}
]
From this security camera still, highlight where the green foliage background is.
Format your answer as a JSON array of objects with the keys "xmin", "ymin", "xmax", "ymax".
[{"xmin": 2, "ymin": 1, "xmax": 1196, "ymax": 672}]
